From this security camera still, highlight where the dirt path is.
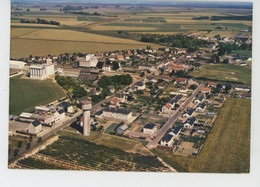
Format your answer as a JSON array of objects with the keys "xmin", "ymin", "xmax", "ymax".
[{"xmin": 9, "ymin": 136, "xmax": 59, "ymax": 168}]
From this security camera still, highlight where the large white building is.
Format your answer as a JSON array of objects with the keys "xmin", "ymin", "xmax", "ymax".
[
  {"xmin": 102, "ymin": 107, "xmax": 132, "ymax": 122},
  {"xmin": 79, "ymin": 54, "xmax": 98, "ymax": 68},
  {"xmin": 29, "ymin": 64, "xmax": 55, "ymax": 79},
  {"xmin": 10, "ymin": 60, "xmax": 27, "ymax": 69}
]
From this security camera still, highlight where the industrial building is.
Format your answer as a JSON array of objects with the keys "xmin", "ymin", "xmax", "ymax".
[
  {"xmin": 10, "ymin": 60, "xmax": 27, "ymax": 69},
  {"xmin": 29, "ymin": 64, "xmax": 55, "ymax": 79},
  {"xmin": 102, "ymin": 107, "xmax": 132, "ymax": 122},
  {"xmin": 79, "ymin": 54, "xmax": 98, "ymax": 68}
]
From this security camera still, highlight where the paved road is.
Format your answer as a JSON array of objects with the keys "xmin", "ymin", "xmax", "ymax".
[
  {"xmin": 9, "ymin": 75, "xmax": 146, "ymax": 161},
  {"xmin": 146, "ymin": 83, "xmax": 204, "ymax": 149}
]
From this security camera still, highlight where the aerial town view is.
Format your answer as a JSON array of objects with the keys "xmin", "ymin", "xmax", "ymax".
[{"xmin": 8, "ymin": 0, "xmax": 252, "ymax": 173}]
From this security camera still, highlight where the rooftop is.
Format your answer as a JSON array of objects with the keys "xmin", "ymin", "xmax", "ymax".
[
  {"xmin": 143, "ymin": 123, "xmax": 156, "ymax": 130},
  {"xmin": 103, "ymin": 107, "xmax": 132, "ymax": 115}
]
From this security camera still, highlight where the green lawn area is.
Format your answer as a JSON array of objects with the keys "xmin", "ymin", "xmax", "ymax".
[
  {"xmin": 153, "ymin": 98, "xmax": 251, "ymax": 173},
  {"xmin": 190, "ymin": 64, "xmax": 251, "ymax": 84},
  {"xmin": 104, "ymin": 123, "xmax": 120, "ymax": 134},
  {"xmin": 232, "ymin": 50, "xmax": 252, "ymax": 57},
  {"xmin": 9, "ymin": 76, "xmax": 66, "ymax": 115}
]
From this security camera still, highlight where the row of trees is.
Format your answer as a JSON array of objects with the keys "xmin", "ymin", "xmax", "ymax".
[
  {"xmin": 140, "ymin": 34, "xmax": 209, "ymax": 49},
  {"xmin": 97, "ymin": 74, "xmax": 133, "ymax": 89},
  {"xmin": 20, "ymin": 18, "xmax": 60, "ymax": 26},
  {"xmin": 217, "ymin": 42, "xmax": 251, "ymax": 56}
]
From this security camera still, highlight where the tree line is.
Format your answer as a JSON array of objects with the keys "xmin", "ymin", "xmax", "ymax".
[
  {"xmin": 20, "ymin": 18, "xmax": 60, "ymax": 26},
  {"xmin": 97, "ymin": 74, "xmax": 133, "ymax": 89},
  {"xmin": 140, "ymin": 34, "xmax": 210, "ymax": 51}
]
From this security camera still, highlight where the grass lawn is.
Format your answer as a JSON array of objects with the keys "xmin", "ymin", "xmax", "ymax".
[
  {"xmin": 153, "ymin": 98, "xmax": 251, "ymax": 173},
  {"xmin": 9, "ymin": 76, "xmax": 66, "ymax": 115},
  {"xmin": 190, "ymin": 64, "xmax": 251, "ymax": 84}
]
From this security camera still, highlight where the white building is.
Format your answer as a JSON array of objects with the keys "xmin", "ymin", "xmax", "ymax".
[
  {"xmin": 30, "ymin": 64, "xmax": 55, "ymax": 79},
  {"xmin": 27, "ymin": 120, "xmax": 42, "ymax": 134},
  {"xmin": 143, "ymin": 123, "xmax": 157, "ymax": 135},
  {"xmin": 10, "ymin": 60, "xmax": 27, "ymax": 69},
  {"xmin": 102, "ymin": 107, "xmax": 132, "ymax": 122},
  {"xmin": 184, "ymin": 118, "xmax": 196, "ymax": 129},
  {"xmin": 102, "ymin": 65, "xmax": 111, "ymax": 72},
  {"xmin": 160, "ymin": 134, "xmax": 174, "ymax": 147},
  {"xmin": 196, "ymin": 103, "xmax": 206, "ymax": 113},
  {"xmin": 79, "ymin": 54, "xmax": 98, "ymax": 68}
]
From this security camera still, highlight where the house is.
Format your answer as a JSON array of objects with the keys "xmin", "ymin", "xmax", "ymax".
[
  {"xmin": 162, "ymin": 103, "xmax": 172, "ymax": 114},
  {"xmin": 102, "ymin": 65, "xmax": 111, "ymax": 72},
  {"xmin": 196, "ymin": 103, "xmax": 206, "ymax": 113},
  {"xmin": 102, "ymin": 107, "xmax": 132, "ymax": 122},
  {"xmin": 188, "ymin": 78, "xmax": 199, "ymax": 86},
  {"xmin": 35, "ymin": 105, "xmax": 50, "ymax": 115},
  {"xmin": 56, "ymin": 109, "xmax": 65, "ymax": 121},
  {"xmin": 111, "ymin": 97, "xmax": 120, "ymax": 107},
  {"xmin": 146, "ymin": 76, "xmax": 157, "ymax": 83},
  {"xmin": 142, "ymin": 91, "xmax": 151, "ymax": 97},
  {"xmin": 116, "ymin": 124, "xmax": 128, "ymax": 134},
  {"xmin": 208, "ymin": 82, "xmax": 217, "ymax": 88},
  {"xmin": 160, "ymin": 134, "xmax": 174, "ymax": 147},
  {"xmin": 157, "ymin": 81, "xmax": 168, "ymax": 90},
  {"xmin": 234, "ymin": 86, "xmax": 251, "ymax": 92},
  {"xmin": 117, "ymin": 55, "xmax": 125, "ymax": 61},
  {"xmin": 175, "ymin": 48, "xmax": 187, "ymax": 54},
  {"xmin": 183, "ymin": 108, "xmax": 195, "ymax": 118},
  {"xmin": 194, "ymin": 96, "xmax": 204, "ymax": 104},
  {"xmin": 201, "ymin": 87, "xmax": 211, "ymax": 94},
  {"xmin": 59, "ymin": 102, "xmax": 74, "ymax": 113},
  {"xmin": 115, "ymin": 93, "xmax": 126, "ymax": 103},
  {"xmin": 169, "ymin": 126, "xmax": 182, "ymax": 137},
  {"xmin": 176, "ymin": 78, "xmax": 187, "ymax": 84},
  {"xmin": 136, "ymin": 81, "xmax": 145, "ymax": 90},
  {"xmin": 108, "ymin": 86, "xmax": 115, "ymax": 93},
  {"xmin": 143, "ymin": 123, "xmax": 157, "ymax": 135},
  {"xmin": 184, "ymin": 117, "xmax": 196, "ymax": 129},
  {"xmin": 27, "ymin": 120, "xmax": 42, "ymax": 134},
  {"xmin": 179, "ymin": 86, "xmax": 188, "ymax": 93}
]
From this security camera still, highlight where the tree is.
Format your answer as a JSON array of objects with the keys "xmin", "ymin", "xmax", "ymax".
[
  {"xmin": 26, "ymin": 142, "xmax": 31, "ymax": 149},
  {"xmin": 140, "ymin": 72, "xmax": 145, "ymax": 77},
  {"xmin": 225, "ymin": 84, "xmax": 232, "ymax": 93},
  {"xmin": 17, "ymin": 141, "xmax": 22, "ymax": 148},
  {"xmin": 112, "ymin": 61, "xmax": 119, "ymax": 71},
  {"xmin": 118, "ymin": 30, "xmax": 122, "ymax": 34},
  {"xmin": 13, "ymin": 149, "xmax": 19, "ymax": 156},
  {"xmin": 38, "ymin": 137, "xmax": 42, "ymax": 142},
  {"xmin": 190, "ymin": 84, "xmax": 198, "ymax": 90},
  {"xmin": 223, "ymin": 58, "xmax": 229, "ymax": 64},
  {"xmin": 27, "ymin": 8, "xmax": 30, "ymax": 12},
  {"xmin": 96, "ymin": 61, "xmax": 104, "ymax": 69}
]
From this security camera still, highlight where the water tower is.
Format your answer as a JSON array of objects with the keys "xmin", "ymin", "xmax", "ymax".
[{"xmin": 79, "ymin": 97, "xmax": 92, "ymax": 136}]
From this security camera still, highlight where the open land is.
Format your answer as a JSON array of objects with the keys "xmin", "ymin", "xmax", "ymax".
[
  {"xmin": 190, "ymin": 64, "xmax": 251, "ymax": 84},
  {"xmin": 9, "ymin": 75, "xmax": 66, "ymax": 115},
  {"xmin": 153, "ymin": 98, "xmax": 250, "ymax": 173}
]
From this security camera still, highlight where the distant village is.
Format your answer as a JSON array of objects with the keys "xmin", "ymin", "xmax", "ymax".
[{"xmin": 9, "ymin": 32, "xmax": 251, "ymax": 157}]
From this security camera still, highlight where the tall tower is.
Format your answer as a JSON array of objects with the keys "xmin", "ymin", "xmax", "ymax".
[{"xmin": 79, "ymin": 98, "xmax": 92, "ymax": 136}]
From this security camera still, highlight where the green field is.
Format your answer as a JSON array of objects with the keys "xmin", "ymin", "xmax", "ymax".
[
  {"xmin": 190, "ymin": 64, "xmax": 251, "ymax": 84},
  {"xmin": 153, "ymin": 98, "xmax": 250, "ymax": 173},
  {"xmin": 9, "ymin": 76, "xmax": 66, "ymax": 115}
]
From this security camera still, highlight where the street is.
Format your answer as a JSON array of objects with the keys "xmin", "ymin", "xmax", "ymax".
[{"xmin": 146, "ymin": 83, "xmax": 204, "ymax": 149}]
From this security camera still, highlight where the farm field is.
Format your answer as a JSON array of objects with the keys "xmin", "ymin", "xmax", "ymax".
[
  {"xmin": 10, "ymin": 27, "xmax": 163, "ymax": 58},
  {"xmin": 189, "ymin": 64, "xmax": 251, "ymax": 84},
  {"xmin": 153, "ymin": 98, "xmax": 250, "ymax": 173},
  {"xmin": 16, "ymin": 136, "xmax": 169, "ymax": 171},
  {"xmin": 9, "ymin": 75, "xmax": 66, "ymax": 115}
]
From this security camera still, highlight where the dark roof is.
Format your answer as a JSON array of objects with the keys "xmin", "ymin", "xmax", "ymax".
[
  {"xmin": 169, "ymin": 99, "xmax": 177, "ymax": 105},
  {"xmin": 59, "ymin": 102, "xmax": 72, "ymax": 108},
  {"xmin": 95, "ymin": 110, "xmax": 103, "ymax": 116},
  {"xmin": 197, "ymin": 103, "xmax": 206, "ymax": 109},
  {"xmin": 103, "ymin": 107, "xmax": 132, "ymax": 115},
  {"xmin": 175, "ymin": 94, "xmax": 183, "ymax": 100},
  {"xmin": 186, "ymin": 108, "xmax": 195, "ymax": 116},
  {"xmin": 115, "ymin": 93, "xmax": 125, "ymax": 98},
  {"xmin": 136, "ymin": 81, "xmax": 144, "ymax": 86},
  {"xmin": 161, "ymin": 134, "xmax": 173, "ymax": 142},
  {"xmin": 171, "ymin": 126, "xmax": 182, "ymax": 135},
  {"xmin": 196, "ymin": 96, "xmax": 204, "ymax": 102},
  {"xmin": 32, "ymin": 120, "xmax": 41, "ymax": 127},
  {"xmin": 185, "ymin": 117, "xmax": 196, "ymax": 125},
  {"xmin": 58, "ymin": 109, "xmax": 65, "ymax": 114},
  {"xmin": 143, "ymin": 123, "xmax": 156, "ymax": 129}
]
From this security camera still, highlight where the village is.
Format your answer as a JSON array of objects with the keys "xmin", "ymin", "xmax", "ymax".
[{"xmin": 8, "ymin": 31, "xmax": 251, "ymax": 159}]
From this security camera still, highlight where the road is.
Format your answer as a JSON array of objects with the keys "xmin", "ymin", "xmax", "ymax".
[
  {"xmin": 9, "ymin": 75, "xmax": 146, "ymax": 161},
  {"xmin": 146, "ymin": 83, "xmax": 204, "ymax": 149}
]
